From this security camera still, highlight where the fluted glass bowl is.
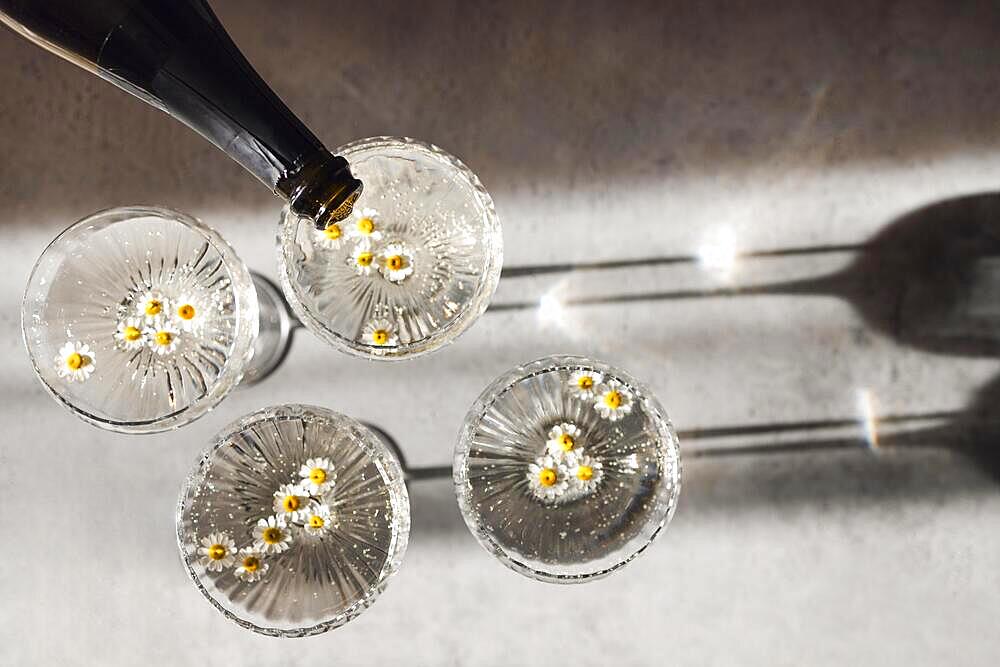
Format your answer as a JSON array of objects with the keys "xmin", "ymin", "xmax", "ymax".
[
  {"xmin": 277, "ymin": 136, "xmax": 503, "ymax": 360},
  {"xmin": 21, "ymin": 206, "xmax": 258, "ymax": 433},
  {"xmin": 176, "ymin": 404, "xmax": 410, "ymax": 636},
  {"xmin": 454, "ymin": 355, "xmax": 682, "ymax": 583}
]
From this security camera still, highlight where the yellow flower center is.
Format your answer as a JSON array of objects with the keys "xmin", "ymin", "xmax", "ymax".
[
  {"xmin": 282, "ymin": 495, "xmax": 300, "ymax": 512},
  {"xmin": 357, "ymin": 217, "xmax": 375, "ymax": 235},
  {"xmin": 603, "ymin": 390, "xmax": 622, "ymax": 409},
  {"xmin": 577, "ymin": 376, "xmax": 594, "ymax": 390},
  {"xmin": 309, "ymin": 468, "xmax": 327, "ymax": 485},
  {"xmin": 241, "ymin": 555, "xmax": 260, "ymax": 572},
  {"xmin": 207, "ymin": 544, "xmax": 227, "ymax": 561},
  {"xmin": 144, "ymin": 299, "xmax": 162, "ymax": 316},
  {"xmin": 123, "ymin": 326, "xmax": 142, "ymax": 342},
  {"xmin": 577, "ymin": 465, "xmax": 594, "ymax": 481},
  {"xmin": 154, "ymin": 330, "xmax": 173, "ymax": 346},
  {"xmin": 371, "ymin": 329, "xmax": 390, "ymax": 345},
  {"xmin": 324, "ymin": 223, "xmax": 342, "ymax": 240},
  {"xmin": 177, "ymin": 304, "xmax": 196, "ymax": 320},
  {"xmin": 66, "ymin": 352, "xmax": 84, "ymax": 370},
  {"xmin": 386, "ymin": 254, "xmax": 405, "ymax": 271},
  {"xmin": 539, "ymin": 468, "xmax": 557, "ymax": 487},
  {"xmin": 356, "ymin": 251, "xmax": 374, "ymax": 267},
  {"xmin": 261, "ymin": 527, "xmax": 283, "ymax": 545},
  {"xmin": 309, "ymin": 514, "xmax": 325, "ymax": 529},
  {"xmin": 558, "ymin": 433, "xmax": 575, "ymax": 451}
]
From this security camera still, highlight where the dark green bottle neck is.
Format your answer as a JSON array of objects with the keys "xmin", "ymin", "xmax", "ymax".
[{"xmin": 0, "ymin": 0, "xmax": 361, "ymax": 226}]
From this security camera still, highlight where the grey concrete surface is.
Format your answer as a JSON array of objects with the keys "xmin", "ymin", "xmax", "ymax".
[{"xmin": 1, "ymin": 1, "xmax": 999, "ymax": 664}]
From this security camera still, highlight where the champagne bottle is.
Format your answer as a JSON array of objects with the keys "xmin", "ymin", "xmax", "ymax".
[{"xmin": 0, "ymin": 0, "xmax": 361, "ymax": 228}]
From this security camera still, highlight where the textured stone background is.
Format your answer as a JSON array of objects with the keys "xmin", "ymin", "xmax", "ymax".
[{"xmin": 1, "ymin": 1, "xmax": 999, "ymax": 664}]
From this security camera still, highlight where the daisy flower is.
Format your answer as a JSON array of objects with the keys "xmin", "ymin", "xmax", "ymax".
[
  {"xmin": 272, "ymin": 483, "xmax": 310, "ymax": 520},
  {"xmin": 301, "ymin": 503, "xmax": 333, "ymax": 537},
  {"xmin": 527, "ymin": 454, "xmax": 569, "ymax": 503},
  {"xmin": 172, "ymin": 294, "xmax": 205, "ymax": 332},
  {"xmin": 346, "ymin": 207, "xmax": 384, "ymax": 247},
  {"xmin": 55, "ymin": 341, "xmax": 95, "ymax": 382},
  {"xmin": 137, "ymin": 290, "xmax": 169, "ymax": 322},
  {"xmin": 144, "ymin": 319, "xmax": 180, "ymax": 355},
  {"xmin": 377, "ymin": 243, "xmax": 415, "ymax": 283},
  {"xmin": 252, "ymin": 515, "xmax": 293, "ymax": 555},
  {"xmin": 113, "ymin": 317, "xmax": 146, "ymax": 351},
  {"xmin": 298, "ymin": 457, "xmax": 336, "ymax": 495},
  {"xmin": 546, "ymin": 422, "xmax": 582, "ymax": 458},
  {"xmin": 568, "ymin": 453, "xmax": 603, "ymax": 497},
  {"xmin": 348, "ymin": 243, "xmax": 379, "ymax": 276},
  {"xmin": 315, "ymin": 220, "xmax": 347, "ymax": 250},
  {"xmin": 595, "ymin": 379, "xmax": 634, "ymax": 421},
  {"xmin": 197, "ymin": 531, "xmax": 237, "ymax": 572},
  {"xmin": 362, "ymin": 318, "xmax": 398, "ymax": 347},
  {"xmin": 233, "ymin": 547, "xmax": 269, "ymax": 583},
  {"xmin": 568, "ymin": 369, "xmax": 604, "ymax": 402}
]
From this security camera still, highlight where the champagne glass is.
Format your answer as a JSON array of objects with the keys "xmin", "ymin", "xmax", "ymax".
[
  {"xmin": 22, "ymin": 206, "xmax": 292, "ymax": 433},
  {"xmin": 277, "ymin": 136, "xmax": 503, "ymax": 360},
  {"xmin": 454, "ymin": 355, "xmax": 682, "ymax": 583},
  {"xmin": 176, "ymin": 404, "xmax": 410, "ymax": 636}
]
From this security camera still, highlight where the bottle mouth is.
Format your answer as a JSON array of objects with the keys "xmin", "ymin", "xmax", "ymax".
[{"xmin": 280, "ymin": 152, "xmax": 364, "ymax": 230}]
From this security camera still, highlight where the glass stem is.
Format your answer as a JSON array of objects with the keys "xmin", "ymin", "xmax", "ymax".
[{"xmin": 241, "ymin": 273, "xmax": 295, "ymax": 385}]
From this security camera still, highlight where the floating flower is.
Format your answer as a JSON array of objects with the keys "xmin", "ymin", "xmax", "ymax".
[
  {"xmin": 349, "ymin": 243, "xmax": 379, "ymax": 276},
  {"xmin": 144, "ymin": 320, "xmax": 180, "ymax": 355},
  {"xmin": 362, "ymin": 318, "xmax": 398, "ymax": 347},
  {"xmin": 527, "ymin": 454, "xmax": 569, "ymax": 502},
  {"xmin": 252, "ymin": 515, "xmax": 293, "ymax": 554},
  {"xmin": 316, "ymin": 220, "xmax": 347, "ymax": 250},
  {"xmin": 197, "ymin": 531, "xmax": 237, "ymax": 572},
  {"xmin": 347, "ymin": 207, "xmax": 384, "ymax": 246},
  {"xmin": 301, "ymin": 503, "xmax": 333, "ymax": 537},
  {"xmin": 568, "ymin": 453, "xmax": 603, "ymax": 497},
  {"xmin": 55, "ymin": 341, "xmax": 95, "ymax": 382},
  {"xmin": 568, "ymin": 369, "xmax": 604, "ymax": 402},
  {"xmin": 546, "ymin": 422, "xmax": 582, "ymax": 458},
  {"xmin": 272, "ymin": 483, "xmax": 310, "ymax": 520},
  {"xmin": 233, "ymin": 547, "xmax": 269, "ymax": 583},
  {"xmin": 114, "ymin": 317, "xmax": 145, "ymax": 351},
  {"xmin": 595, "ymin": 379, "xmax": 634, "ymax": 421},
  {"xmin": 173, "ymin": 294, "xmax": 205, "ymax": 332},
  {"xmin": 377, "ymin": 243, "xmax": 415, "ymax": 283},
  {"xmin": 137, "ymin": 290, "xmax": 169, "ymax": 322},
  {"xmin": 298, "ymin": 457, "xmax": 336, "ymax": 496}
]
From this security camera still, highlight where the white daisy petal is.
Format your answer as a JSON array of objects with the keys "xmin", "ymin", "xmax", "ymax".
[
  {"xmin": 362, "ymin": 318, "xmax": 399, "ymax": 349},
  {"xmin": 377, "ymin": 243, "xmax": 415, "ymax": 283},
  {"xmin": 137, "ymin": 290, "xmax": 169, "ymax": 323},
  {"xmin": 301, "ymin": 503, "xmax": 333, "ymax": 537},
  {"xmin": 55, "ymin": 340, "xmax": 96, "ymax": 382},
  {"xmin": 594, "ymin": 380, "xmax": 634, "ymax": 422},
  {"xmin": 568, "ymin": 369, "xmax": 604, "ymax": 401},
  {"xmin": 545, "ymin": 422, "xmax": 583, "ymax": 459},
  {"xmin": 143, "ymin": 318, "xmax": 180, "ymax": 355},
  {"xmin": 233, "ymin": 547, "xmax": 269, "ymax": 583},
  {"xmin": 315, "ymin": 220, "xmax": 348, "ymax": 250},
  {"xmin": 114, "ymin": 317, "xmax": 146, "ymax": 351},
  {"xmin": 252, "ymin": 515, "xmax": 293, "ymax": 554},
  {"xmin": 196, "ymin": 531, "xmax": 237, "ymax": 572},
  {"xmin": 348, "ymin": 242, "xmax": 380, "ymax": 276},
  {"xmin": 526, "ymin": 454, "xmax": 570, "ymax": 503},
  {"xmin": 272, "ymin": 483, "xmax": 310, "ymax": 521},
  {"xmin": 298, "ymin": 457, "xmax": 336, "ymax": 495}
]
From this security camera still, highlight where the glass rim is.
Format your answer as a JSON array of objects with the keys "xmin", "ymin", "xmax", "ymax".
[
  {"xmin": 276, "ymin": 135, "xmax": 504, "ymax": 361},
  {"xmin": 175, "ymin": 403, "xmax": 411, "ymax": 636},
  {"xmin": 21, "ymin": 205, "xmax": 259, "ymax": 434},
  {"xmin": 453, "ymin": 354, "xmax": 683, "ymax": 584}
]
